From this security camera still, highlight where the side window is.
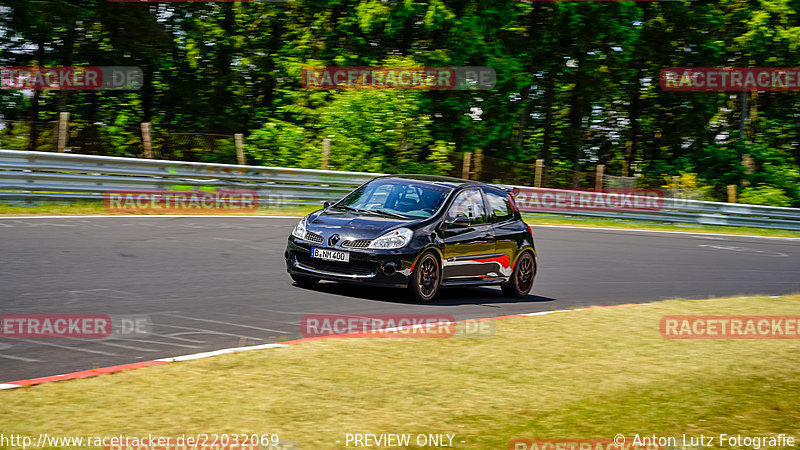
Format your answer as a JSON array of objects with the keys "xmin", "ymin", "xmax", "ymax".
[
  {"xmin": 485, "ymin": 189, "xmax": 512, "ymax": 223},
  {"xmin": 447, "ymin": 189, "xmax": 487, "ymax": 225}
]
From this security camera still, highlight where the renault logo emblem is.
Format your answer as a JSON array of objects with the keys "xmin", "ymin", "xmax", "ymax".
[{"xmin": 329, "ymin": 234, "xmax": 341, "ymax": 246}]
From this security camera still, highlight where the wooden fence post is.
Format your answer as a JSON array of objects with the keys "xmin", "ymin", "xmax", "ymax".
[
  {"xmin": 473, "ymin": 148, "xmax": 483, "ymax": 181},
  {"xmin": 55, "ymin": 112, "xmax": 69, "ymax": 153},
  {"xmin": 322, "ymin": 138, "xmax": 331, "ymax": 170},
  {"xmin": 595, "ymin": 164, "xmax": 605, "ymax": 192},
  {"xmin": 235, "ymin": 133, "xmax": 245, "ymax": 165},
  {"xmin": 462, "ymin": 152, "xmax": 472, "ymax": 180},
  {"xmin": 141, "ymin": 122, "xmax": 153, "ymax": 159},
  {"xmin": 534, "ymin": 159, "xmax": 544, "ymax": 187}
]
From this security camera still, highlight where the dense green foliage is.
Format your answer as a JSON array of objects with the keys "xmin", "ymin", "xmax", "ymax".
[{"xmin": 1, "ymin": 0, "xmax": 799, "ymax": 205}]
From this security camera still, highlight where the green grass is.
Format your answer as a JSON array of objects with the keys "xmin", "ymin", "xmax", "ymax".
[{"xmin": 2, "ymin": 295, "xmax": 799, "ymax": 449}]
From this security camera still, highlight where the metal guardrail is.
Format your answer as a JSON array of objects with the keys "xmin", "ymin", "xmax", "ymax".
[
  {"xmin": 507, "ymin": 186, "xmax": 800, "ymax": 231},
  {"xmin": 1, "ymin": 149, "xmax": 800, "ymax": 231},
  {"xmin": 0, "ymin": 150, "xmax": 381, "ymax": 207}
]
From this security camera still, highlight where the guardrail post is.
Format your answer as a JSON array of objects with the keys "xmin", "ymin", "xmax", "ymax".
[
  {"xmin": 595, "ymin": 164, "xmax": 604, "ymax": 192},
  {"xmin": 727, "ymin": 185, "xmax": 737, "ymax": 203},
  {"xmin": 56, "ymin": 112, "xmax": 69, "ymax": 153},
  {"xmin": 534, "ymin": 159, "xmax": 544, "ymax": 187},
  {"xmin": 322, "ymin": 138, "xmax": 331, "ymax": 170},
  {"xmin": 141, "ymin": 122, "xmax": 153, "ymax": 159},
  {"xmin": 462, "ymin": 152, "xmax": 472, "ymax": 180},
  {"xmin": 235, "ymin": 133, "xmax": 245, "ymax": 165}
]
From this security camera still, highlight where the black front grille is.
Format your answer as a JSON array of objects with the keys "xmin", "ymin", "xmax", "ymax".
[
  {"xmin": 305, "ymin": 231, "xmax": 324, "ymax": 243},
  {"xmin": 342, "ymin": 239, "xmax": 372, "ymax": 249},
  {"xmin": 294, "ymin": 252, "xmax": 377, "ymax": 276}
]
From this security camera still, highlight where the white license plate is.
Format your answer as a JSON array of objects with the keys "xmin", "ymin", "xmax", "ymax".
[{"xmin": 311, "ymin": 248, "xmax": 350, "ymax": 263}]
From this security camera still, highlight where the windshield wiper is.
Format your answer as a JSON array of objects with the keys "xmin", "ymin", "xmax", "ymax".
[
  {"xmin": 373, "ymin": 209, "xmax": 410, "ymax": 219},
  {"xmin": 335, "ymin": 205, "xmax": 409, "ymax": 219},
  {"xmin": 334, "ymin": 205, "xmax": 363, "ymax": 213}
]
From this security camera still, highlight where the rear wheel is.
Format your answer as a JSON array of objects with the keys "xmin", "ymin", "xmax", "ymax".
[
  {"xmin": 502, "ymin": 252, "xmax": 535, "ymax": 298},
  {"xmin": 291, "ymin": 273, "xmax": 320, "ymax": 288},
  {"xmin": 408, "ymin": 252, "xmax": 440, "ymax": 303}
]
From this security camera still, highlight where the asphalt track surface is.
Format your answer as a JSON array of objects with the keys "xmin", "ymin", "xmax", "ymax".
[{"xmin": 1, "ymin": 216, "xmax": 799, "ymax": 382}]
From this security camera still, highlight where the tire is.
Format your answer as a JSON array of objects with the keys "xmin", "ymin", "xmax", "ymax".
[
  {"xmin": 291, "ymin": 273, "xmax": 320, "ymax": 288},
  {"xmin": 408, "ymin": 252, "xmax": 441, "ymax": 303},
  {"xmin": 501, "ymin": 251, "xmax": 535, "ymax": 298}
]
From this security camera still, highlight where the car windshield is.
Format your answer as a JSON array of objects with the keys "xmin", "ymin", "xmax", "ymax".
[{"xmin": 336, "ymin": 179, "xmax": 452, "ymax": 219}]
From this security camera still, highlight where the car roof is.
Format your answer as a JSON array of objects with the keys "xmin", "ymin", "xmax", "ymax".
[
  {"xmin": 376, "ymin": 174, "xmax": 488, "ymax": 189},
  {"xmin": 376, "ymin": 174, "xmax": 514, "ymax": 193}
]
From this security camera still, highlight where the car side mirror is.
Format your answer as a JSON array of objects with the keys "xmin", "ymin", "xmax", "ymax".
[
  {"xmin": 445, "ymin": 216, "xmax": 470, "ymax": 229},
  {"xmin": 323, "ymin": 201, "xmax": 334, "ymax": 208}
]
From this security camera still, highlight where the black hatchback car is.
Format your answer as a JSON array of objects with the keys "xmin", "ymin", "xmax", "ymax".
[{"xmin": 285, "ymin": 175, "xmax": 537, "ymax": 302}]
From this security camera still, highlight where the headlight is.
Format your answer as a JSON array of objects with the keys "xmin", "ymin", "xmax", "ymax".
[
  {"xmin": 291, "ymin": 217, "xmax": 308, "ymax": 240},
  {"xmin": 369, "ymin": 228, "xmax": 413, "ymax": 249}
]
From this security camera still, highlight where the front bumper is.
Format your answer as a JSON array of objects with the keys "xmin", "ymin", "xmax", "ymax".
[{"xmin": 285, "ymin": 236, "xmax": 416, "ymax": 288}]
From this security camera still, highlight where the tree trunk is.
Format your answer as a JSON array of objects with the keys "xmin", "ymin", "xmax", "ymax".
[
  {"xmin": 214, "ymin": 3, "xmax": 235, "ymax": 133},
  {"xmin": 624, "ymin": 76, "xmax": 641, "ymax": 177},
  {"xmin": 28, "ymin": 41, "xmax": 45, "ymax": 152},
  {"xmin": 540, "ymin": 66, "xmax": 556, "ymax": 187},
  {"xmin": 567, "ymin": 54, "xmax": 587, "ymax": 188}
]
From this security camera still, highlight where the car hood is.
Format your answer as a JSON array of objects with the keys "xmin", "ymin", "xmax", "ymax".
[{"xmin": 307, "ymin": 209, "xmax": 413, "ymax": 240}]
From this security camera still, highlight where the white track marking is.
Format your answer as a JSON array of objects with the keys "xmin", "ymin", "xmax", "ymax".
[
  {"xmin": 115, "ymin": 338, "xmax": 202, "ymax": 349},
  {"xmin": 153, "ymin": 323, "xmax": 264, "ymax": 341},
  {"xmin": 88, "ymin": 341, "xmax": 158, "ymax": 352},
  {"xmin": 155, "ymin": 343, "xmax": 288, "ymax": 362},
  {"xmin": 160, "ymin": 313, "xmax": 290, "ymax": 334},
  {"xmin": 520, "ymin": 310, "xmax": 571, "ymax": 317},
  {"xmin": 22, "ymin": 222, "xmax": 76, "ymax": 227},
  {"xmin": 19, "ymin": 340, "xmax": 116, "ymax": 356},
  {"xmin": 0, "ymin": 354, "xmax": 41, "ymax": 362},
  {"xmin": 148, "ymin": 332, "xmax": 205, "ymax": 343},
  {"xmin": 697, "ymin": 244, "xmax": 789, "ymax": 257}
]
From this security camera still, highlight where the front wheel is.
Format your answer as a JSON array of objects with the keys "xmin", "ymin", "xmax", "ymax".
[
  {"xmin": 408, "ymin": 252, "xmax": 440, "ymax": 303},
  {"xmin": 291, "ymin": 273, "xmax": 320, "ymax": 288},
  {"xmin": 501, "ymin": 252, "xmax": 535, "ymax": 298}
]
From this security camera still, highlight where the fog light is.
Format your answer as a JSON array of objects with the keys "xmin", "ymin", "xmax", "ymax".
[{"xmin": 382, "ymin": 262, "xmax": 398, "ymax": 275}]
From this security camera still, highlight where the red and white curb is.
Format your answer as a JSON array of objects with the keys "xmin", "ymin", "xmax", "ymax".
[{"xmin": 0, "ymin": 309, "xmax": 594, "ymax": 390}]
